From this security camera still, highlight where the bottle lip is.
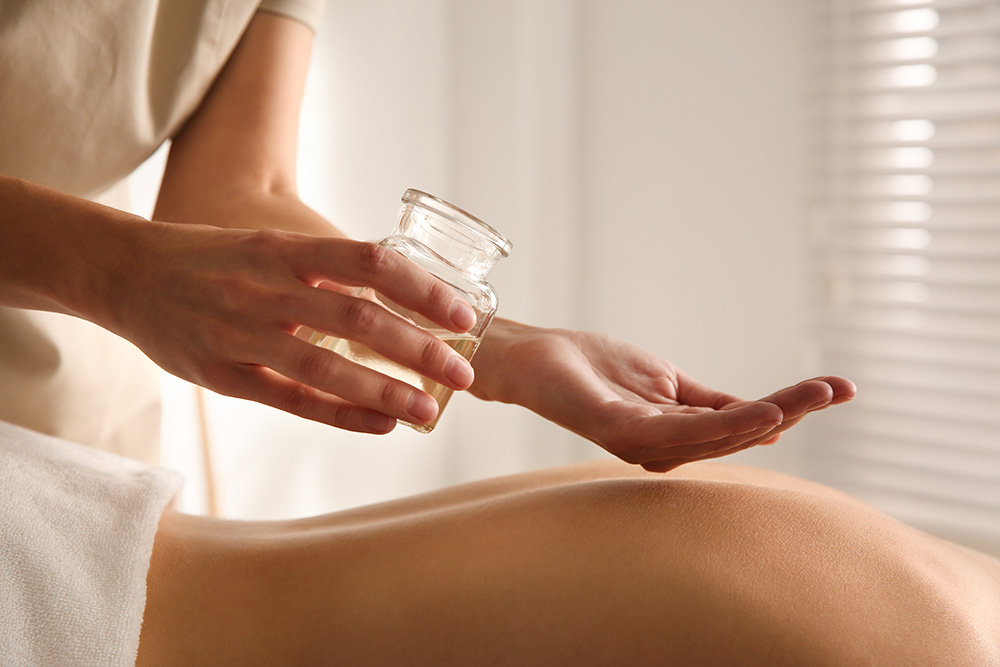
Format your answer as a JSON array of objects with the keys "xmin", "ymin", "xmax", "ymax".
[{"xmin": 403, "ymin": 188, "xmax": 512, "ymax": 257}]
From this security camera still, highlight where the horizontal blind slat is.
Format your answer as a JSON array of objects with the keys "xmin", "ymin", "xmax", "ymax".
[
  {"xmin": 826, "ymin": 1, "xmax": 1000, "ymax": 17},
  {"xmin": 808, "ymin": 0, "xmax": 1000, "ymax": 555},
  {"xmin": 815, "ymin": 412, "xmax": 999, "ymax": 453}
]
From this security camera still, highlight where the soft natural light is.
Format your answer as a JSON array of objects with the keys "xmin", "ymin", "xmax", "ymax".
[
  {"xmin": 885, "ymin": 201, "xmax": 933, "ymax": 223},
  {"xmin": 860, "ymin": 147, "xmax": 934, "ymax": 170},
  {"xmin": 867, "ymin": 36, "xmax": 940, "ymax": 61},
  {"xmin": 882, "ymin": 307, "xmax": 928, "ymax": 331},
  {"xmin": 883, "ymin": 255, "xmax": 931, "ymax": 277},
  {"xmin": 864, "ymin": 8, "xmax": 940, "ymax": 34},
  {"xmin": 889, "ymin": 64, "xmax": 938, "ymax": 87},
  {"xmin": 883, "ymin": 280, "xmax": 930, "ymax": 303},
  {"xmin": 891, "ymin": 119, "xmax": 935, "ymax": 142},
  {"xmin": 890, "ymin": 8, "xmax": 941, "ymax": 33},
  {"xmin": 889, "ymin": 146, "xmax": 935, "ymax": 168},
  {"xmin": 867, "ymin": 93, "xmax": 908, "ymax": 115},
  {"xmin": 891, "ymin": 36, "xmax": 939, "ymax": 60},
  {"xmin": 888, "ymin": 174, "xmax": 934, "ymax": 195},
  {"xmin": 812, "ymin": 0, "xmax": 1000, "ymax": 561},
  {"xmin": 886, "ymin": 227, "xmax": 933, "ymax": 249}
]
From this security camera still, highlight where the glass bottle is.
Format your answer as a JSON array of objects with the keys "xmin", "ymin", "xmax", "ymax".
[{"xmin": 310, "ymin": 188, "xmax": 512, "ymax": 433}]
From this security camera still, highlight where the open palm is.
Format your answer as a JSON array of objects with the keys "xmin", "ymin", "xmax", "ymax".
[{"xmin": 473, "ymin": 323, "xmax": 855, "ymax": 472}]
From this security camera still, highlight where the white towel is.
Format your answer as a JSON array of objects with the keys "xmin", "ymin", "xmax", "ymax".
[{"xmin": 0, "ymin": 420, "xmax": 183, "ymax": 666}]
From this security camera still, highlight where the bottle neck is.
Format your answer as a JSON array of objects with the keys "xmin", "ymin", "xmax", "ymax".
[{"xmin": 394, "ymin": 193, "xmax": 510, "ymax": 280}]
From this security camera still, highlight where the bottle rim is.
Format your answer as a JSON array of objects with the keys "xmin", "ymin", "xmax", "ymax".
[{"xmin": 402, "ymin": 189, "xmax": 512, "ymax": 257}]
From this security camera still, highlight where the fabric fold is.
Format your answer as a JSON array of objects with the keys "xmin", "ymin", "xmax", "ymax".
[{"xmin": 0, "ymin": 421, "xmax": 183, "ymax": 666}]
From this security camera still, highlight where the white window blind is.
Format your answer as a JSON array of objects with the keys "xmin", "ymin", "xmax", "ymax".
[{"xmin": 807, "ymin": 0, "xmax": 1000, "ymax": 555}]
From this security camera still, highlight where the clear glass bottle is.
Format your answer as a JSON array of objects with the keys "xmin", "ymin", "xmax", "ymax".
[{"xmin": 310, "ymin": 189, "xmax": 512, "ymax": 433}]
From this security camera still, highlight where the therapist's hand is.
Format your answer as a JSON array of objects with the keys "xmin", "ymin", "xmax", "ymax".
[
  {"xmin": 471, "ymin": 320, "xmax": 856, "ymax": 472},
  {"xmin": 104, "ymin": 221, "xmax": 476, "ymax": 433}
]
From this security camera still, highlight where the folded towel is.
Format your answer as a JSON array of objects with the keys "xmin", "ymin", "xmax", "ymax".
[{"xmin": 0, "ymin": 420, "xmax": 182, "ymax": 666}]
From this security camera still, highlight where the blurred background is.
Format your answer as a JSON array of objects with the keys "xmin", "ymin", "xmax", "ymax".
[{"xmin": 133, "ymin": 0, "xmax": 999, "ymax": 557}]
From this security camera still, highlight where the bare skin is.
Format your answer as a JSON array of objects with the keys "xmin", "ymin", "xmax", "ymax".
[
  {"xmin": 137, "ymin": 459, "xmax": 1000, "ymax": 666},
  {"xmin": 7, "ymin": 12, "xmax": 996, "ymax": 664}
]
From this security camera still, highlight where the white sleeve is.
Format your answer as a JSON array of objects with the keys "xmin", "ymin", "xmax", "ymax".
[{"xmin": 258, "ymin": 0, "xmax": 327, "ymax": 32}]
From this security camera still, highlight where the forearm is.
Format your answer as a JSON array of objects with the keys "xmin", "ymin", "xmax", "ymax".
[{"xmin": 0, "ymin": 172, "xmax": 136, "ymax": 321}]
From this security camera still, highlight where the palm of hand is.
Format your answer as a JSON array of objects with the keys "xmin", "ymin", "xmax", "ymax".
[{"xmin": 501, "ymin": 329, "xmax": 852, "ymax": 472}]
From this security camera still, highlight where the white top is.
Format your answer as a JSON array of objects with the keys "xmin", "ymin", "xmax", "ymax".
[
  {"xmin": 0, "ymin": 0, "xmax": 324, "ymax": 197},
  {"xmin": 0, "ymin": 0, "xmax": 326, "ymax": 460}
]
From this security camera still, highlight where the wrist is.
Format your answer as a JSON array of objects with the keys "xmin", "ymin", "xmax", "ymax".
[
  {"xmin": 470, "ymin": 318, "xmax": 546, "ymax": 403},
  {"xmin": 0, "ymin": 174, "xmax": 140, "ymax": 325}
]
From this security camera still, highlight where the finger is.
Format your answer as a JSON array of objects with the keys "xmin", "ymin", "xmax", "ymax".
[
  {"xmin": 717, "ymin": 378, "xmax": 839, "ymax": 418},
  {"xmin": 753, "ymin": 379, "xmax": 834, "ymax": 418},
  {"xmin": 756, "ymin": 376, "xmax": 859, "ymax": 411},
  {"xmin": 606, "ymin": 403, "xmax": 782, "ymax": 465},
  {"xmin": 220, "ymin": 365, "xmax": 399, "ymax": 434},
  {"xmin": 746, "ymin": 407, "xmax": 818, "ymax": 448},
  {"xmin": 737, "ymin": 378, "xmax": 847, "ymax": 447},
  {"xmin": 814, "ymin": 375, "xmax": 857, "ymax": 405},
  {"xmin": 732, "ymin": 376, "xmax": 857, "ymax": 447},
  {"xmin": 296, "ymin": 239, "xmax": 477, "ymax": 333},
  {"xmin": 614, "ymin": 379, "xmax": 845, "ymax": 468},
  {"xmin": 265, "ymin": 336, "xmax": 445, "ymax": 425},
  {"xmin": 640, "ymin": 402, "xmax": 782, "ymax": 445},
  {"xmin": 754, "ymin": 421, "xmax": 798, "ymax": 446},
  {"xmin": 674, "ymin": 378, "xmax": 850, "ymax": 455},
  {"xmin": 745, "ymin": 380, "xmax": 853, "ymax": 448},
  {"xmin": 674, "ymin": 369, "xmax": 747, "ymax": 409},
  {"xmin": 636, "ymin": 423, "xmax": 779, "ymax": 472},
  {"xmin": 297, "ymin": 289, "xmax": 474, "ymax": 391},
  {"xmin": 724, "ymin": 381, "xmax": 829, "ymax": 449},
  {"xmin": 637, "ymin": 419, "xmax": 786, "ymax": 466}
]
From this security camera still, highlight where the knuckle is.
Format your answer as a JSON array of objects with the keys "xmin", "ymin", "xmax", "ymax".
[
  {"xmin": 378, "ymin": 378, "xmax": 405, "ymax": 407},
  {"xmin": 246, "ymin": 228, "xmax": 292, "ymax": 259},
  {"xmin": 330, "ymin": 401, "xmax": 356, "ymax": 428},
  {"xmin": 344, "ymin": 298, "xmax": 379, "ymax": 333},
  {"xmin": 251, "ymin": 228, "xmax": 283, "ymax": 248},
  {"xmin": 419, "ymin": 335, "xmax": 442, "ymax": 366},
  {"xmin": 278, "ymin": 383, "xmax": 313, "ymax": 417},
  {"xmin": 425, "ymin": 280, "xmax": 452, "ymax": 308},
  {"xmin": 299, "ymin": 347, "xmax": 337, "ymax": 381},
  {"xmin": 357, "ymin": 241, "xmax": 391, "ymax": 276}
]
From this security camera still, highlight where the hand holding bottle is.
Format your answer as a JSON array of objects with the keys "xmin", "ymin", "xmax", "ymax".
[
  {"xmin": 102, "ymin": 221, "xmax": 482, "ymax": 433},
  {"xmin": 309, "ymin": 189, "xmax": 512, "ymax": 432}
]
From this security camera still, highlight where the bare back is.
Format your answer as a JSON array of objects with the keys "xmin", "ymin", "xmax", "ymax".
[{"xmin": 139, "ymin": 459, "xmax": 1000, "ymax": 665}]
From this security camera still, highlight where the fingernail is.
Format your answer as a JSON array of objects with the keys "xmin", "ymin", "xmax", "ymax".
[
  {"xmin": 407, "ymin": 391, "xmax": 438, "ymax": 423},
  {"xmin": 450, "ymin": 299, "xmax": 477, "ymax": 330},
  {"xmin": 364, "ymin": 412, "xmax": 396, "ymax": 433},
  {"xmin": 445, "ymin": 354, "xmax": 475, "ymax": 388}
]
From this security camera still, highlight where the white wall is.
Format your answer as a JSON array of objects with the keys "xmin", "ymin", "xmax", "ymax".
[
  {"xmin": 574, "ymin": 1, "xmax": 810, "ymax": 471},
  {"xmin": 172, "ymin": 0, "xmax": 812, "ymax": 519}
]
